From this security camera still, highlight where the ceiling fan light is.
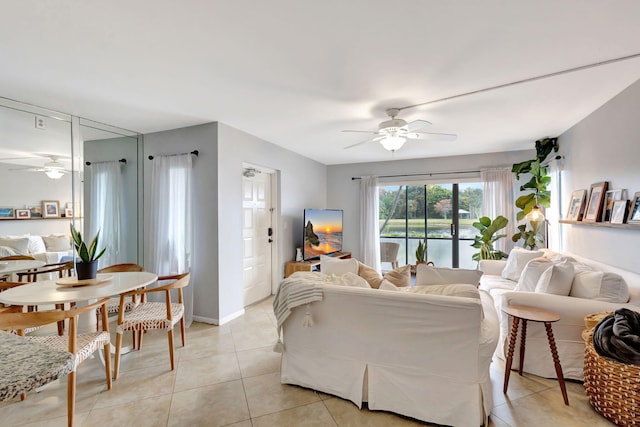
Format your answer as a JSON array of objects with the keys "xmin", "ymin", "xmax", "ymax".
[
  {"xmin": 45, "ymin": 168, "xmax": 64, "ymax": 179},
  {"xmin": 380, "ymin": 136, "xmax": 406, "ymax": 152}
]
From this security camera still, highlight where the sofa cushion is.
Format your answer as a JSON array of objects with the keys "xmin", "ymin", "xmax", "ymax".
[
  {"xmin": 330, "ymin": 272, "xmax": 371, "ymax": 288},
  {"xmin": 383, "ymin": 265, "xmax": 411, "ymax": 287},
  {"xmin": 27, "ymin": 236, "xmax": 47, "ymax": 254},
  {"xmin": 415, "ymin": 266, "xmax": 482, "ymax": 287},
  {"xmin": 379, "ymin": 279, "xmax": 405, "ymax": 291},
  {"xmin": 321, "ymin": 255, "xmax": 359, "ymax": 276},
  {"xmin": 0, "ymin": 236, "xmax": 30, "ymax": 254},
  {"xmin": 357, "ymin": 262, "xmax": 384, "ymax": 288},
  {"xmin": 479, "ymin": 275, "xmax": 517, "ymax": 293},
  {"xmin": 501, "ymin": 247, "xmax": 543, "ymax": 281},
  {"xmin": 515, "ymin": 257, "xmax": 553, "ymax": 292},
  {"xmin": 534, "ymin": 259, "xmax": 575, "ymax": 296},
  {"xmin": 410, "ymin": 284, "xmax": 481, "ymax": 299},
  {"xmin": 570, "ymin": 271, "xmax": 629, "ymax": 303}
]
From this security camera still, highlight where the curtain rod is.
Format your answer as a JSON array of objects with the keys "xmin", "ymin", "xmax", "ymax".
[
  {"xmin": 148, "ymin": 150, "xmax": 199, "ymax": 160},
  {"xmin": 351, "ymin": 169, "xmax": 480, "ymax": 180},
  {"xmin": 85, "ymin": 158, "xmax": 126, "ymax": 166}
]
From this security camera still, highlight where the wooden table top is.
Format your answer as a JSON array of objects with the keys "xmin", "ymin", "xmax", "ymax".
[{"xmin": 502, "ymin": 304, "xmax": 560, "ymax": 323}]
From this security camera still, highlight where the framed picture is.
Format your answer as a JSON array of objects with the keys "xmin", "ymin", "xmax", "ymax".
[
  {"xmin": 601, "ymin": 189, "xmax": 623, "ymax": 222},
  {"xmin": 566, "ymin": 189, "xmax": 587, "ymax": 221},
  {"xmin": 583, "ymin": 181, "xmax": 609, "ymax": 222},
  {"xmin": 0, "ymin": 207, "xmax": 15, "ymax": 219},
  {"xmin": 628, "ymin": 192, "xmax": 640, "ymax": 224},
  {"xmin": 42, "ymin": 200, "xmax": 60, "ymax": 218},
  {"xmin": 610, "ymin": 200, "xmax": 629, "ymax": 224},
  {"xmin": 64, "ymin": 207, "xmax": 73, "ymax": 218},
  {"xmin": 15, "ymin": 209, "xmax": 31, "ymax": 219}
]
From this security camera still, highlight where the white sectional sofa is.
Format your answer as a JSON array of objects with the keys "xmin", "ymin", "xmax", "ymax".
[
  {"xmin": 479, "ymin": 249, "xmax": 640, "ymax": 381},
  {"xmin": 276, "ymin": 269, "xmax": 499, "ymax": 427},
  {"xmin": 0, "ymin": 235, "xmax": 73, "ymax": 280}
]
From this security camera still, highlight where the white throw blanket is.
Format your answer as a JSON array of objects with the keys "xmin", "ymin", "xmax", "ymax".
[{"xmin": 272, "ymin": 272, "xmax": 328, "ymax": 352}]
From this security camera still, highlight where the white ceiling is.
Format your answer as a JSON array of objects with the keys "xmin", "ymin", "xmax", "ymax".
[{"xmin": 1, "ymin": 1, "xmax": 639, "ymax": 165}]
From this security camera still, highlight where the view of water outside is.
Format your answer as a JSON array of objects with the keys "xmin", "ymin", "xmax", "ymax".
[{"xmin": 379, "ymin": 182, "xmax": 483, "ymax": 269}]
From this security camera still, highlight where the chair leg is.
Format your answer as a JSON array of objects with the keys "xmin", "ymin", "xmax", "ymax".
[
  {"xmin": 114, "ymin": 333, "xmax": 123, "ymax": 380},
  {"xmin": 137, "ymin": 330, "xmax": 143, "ymax": 350},
  {"xmin": 56, "ymin": 304, "xmax": 65, "ymax": 336},
  {"xmin": 180, "ymin": 318, "xmax": 186, "ymax": 347},
  {"xmin": 168, "ymin": 328, "xmax": 175, "ymax": 370},
  {"xmin": 67, "ymin": 370, "xmax": 75, "ymax": 427},
  {"xmin": 103, "ymin": 343, "xmax": 112, "ymax": 390},
  {"xmin": 132, "ymin": 331, "xmax": 137, "ymax": 350}
]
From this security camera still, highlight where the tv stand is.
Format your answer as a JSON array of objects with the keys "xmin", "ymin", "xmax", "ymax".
[{"xmin": 285, "ymin": 252, "xmax": 351, "ymax": 278}]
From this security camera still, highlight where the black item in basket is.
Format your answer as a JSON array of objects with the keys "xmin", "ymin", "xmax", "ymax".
[{"xmin": 593, "ymin": 308, "xmax": 640, "ymax": 366}]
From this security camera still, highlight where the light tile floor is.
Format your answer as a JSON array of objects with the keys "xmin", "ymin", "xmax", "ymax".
[{"xmin": 1, "ymin": 297, "xmax": 613, "ymax": 426}]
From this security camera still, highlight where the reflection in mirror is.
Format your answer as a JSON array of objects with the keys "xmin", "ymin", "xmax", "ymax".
[
  {"xmin": 0, "ymin": 99, "xmax": 74, "ymax": 254},
  {"xmin": 81, "ymin": 118, "xmax": 141, "ymax": 268}
]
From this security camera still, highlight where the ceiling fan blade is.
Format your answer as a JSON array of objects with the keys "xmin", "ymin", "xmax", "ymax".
[
  {"xmin": 344, "ymin": 136, "xmax": 384, "ymax": 149},
  {"xmin": 406, "ymin": 132, "xmax": 457, "ymax": 141},
  {"xmin": 404, "ymin": 119, "xmax": 432, "ymax": 132},
  {"xmin": 341, "ymin": 130, "xmax": 379, "ymax": 134}
]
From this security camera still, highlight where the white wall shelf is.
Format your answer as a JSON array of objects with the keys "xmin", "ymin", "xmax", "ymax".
[{"xmin": 558, "ymin": 219, "xmax": 640, "ymax": 230}]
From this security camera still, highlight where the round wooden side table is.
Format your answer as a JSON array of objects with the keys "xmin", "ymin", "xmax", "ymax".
[{"xmin": 502, "ymin": 304, "xmax": 569, "ymax": 405}]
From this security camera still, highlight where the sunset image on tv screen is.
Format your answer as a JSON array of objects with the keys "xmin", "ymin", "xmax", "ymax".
[{"xmin": 304, "ymin": 209, "xmax": 343, "ymax": 258}]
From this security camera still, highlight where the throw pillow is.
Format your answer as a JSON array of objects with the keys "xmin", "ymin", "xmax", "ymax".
[
  {"xmin": 570, "ymin": 271, "xmax": 629, "ymax": 303},
  {"xmin": 379, "ymin": 279, "xmax": 407, "ymax": 291},
  {"xmin": 514, "ymin": 257, "xmax": 552, "ymax": 292},
  {"xmin": 501, "ymin": 247, "xmax": 543, "ymax": 281},
  {"xmin": 42, "ymin": 235, "xmax": 72, "ymax": 252},
  {"xmin": 357, "ymin": 261, "xmax": 384, "ymax": 289},
  {"xmin": 383, "ymin": 265, "xmax": 411, "ymax": 287},
  {"xmin": 415, "ymin": 265, "xmax": 482, "ymax": 286},
  {"xmin": 0, "ymin": 236, "xmax": 30, "ymax": 254},
  {"xmin": 330, "ymin": 272, "xmax": 371, "ymax": 288},
  {"xmin": 409, "ymin": 284, "xmax": 480, "ymax": 299},
  {"xmin": 534, "ymin": 259, "xmax": 575, "ymax": 296},
  {"xmin": 27, "ymin": 235, "xmax": 46, "ymax": 254}
]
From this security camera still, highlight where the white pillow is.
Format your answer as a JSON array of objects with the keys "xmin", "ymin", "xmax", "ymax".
[
  {"xmin": 409, "ymin": 284, "xmax": 480, "ymax": 299},
  {"xmin": 0, "ymin": 236, "xmax": 30, "ymax": 254},
  {"xmin": 515, "ymin": 257, "xmax": 552, "ymax": 292},
  {"xmin": 570, "ymin": 271, "xmax": 629, "ymax": 303},
  {"xmin": 27, "ymin": 236, "xmax": 46, "ymax": 254},
  {"xmin": 330, "ymin": 272, "xmax": 371, "ymax": 288},
  {"xmin": 501, "ymin": 247, "xmax": 543, "ymax": 281},
  {"xmin": 415, "ymin": 265, "xmax": 482, "ymax": 286},
  {"xmin": 42, "ymin": 235, "xmax": 71, "ymax": 251},
  {"xmin": 534, "ymin": 260, "xmax": 575, "ymax": 296},
  {"xmin": 379, "ymin": 279, "xmax": 405, "ymax": 291},
  {"xmin": 320, "ymin": 255, "xmax": 359, "ymax": 276}
]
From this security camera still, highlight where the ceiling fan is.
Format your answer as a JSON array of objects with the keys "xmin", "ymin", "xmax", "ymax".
[
  {"xmin": 7, "ymin": 156, "xmax": 71, "ymax": 179},
  {"xmin": 342, "ymin": 108, "xmax": 457, "ymax": 152}
]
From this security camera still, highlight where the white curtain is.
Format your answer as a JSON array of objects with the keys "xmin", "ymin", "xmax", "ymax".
[
  {"xmin": 146, "ymin": 153, "xmax": 194, "ymax": 325},
  {"xmin": 481, "ymin": 168, "xmax": 515, "ymax": 253},
  {"xmin": 89, "ymin": 161, "xmax": 123, "ymax": 269},
  {"xmin": 360, "ymin": 176, "xmax": 381, "ymax": 272}
]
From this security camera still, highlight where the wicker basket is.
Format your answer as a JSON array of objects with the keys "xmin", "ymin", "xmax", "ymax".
[
  {"xmin": 584, "ymin": 311, "xmax": 614, "ymax": 329},
  {"xmin": 583, "ymin": 327, "xmax": 640, "ymax": 425}
]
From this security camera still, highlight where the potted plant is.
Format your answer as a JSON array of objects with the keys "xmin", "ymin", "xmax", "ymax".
[
  {"xmin": 415, "ymin": 239, "xmax": 427, "ymax": 264},
  {"xmin": 70, "ymin": 224, "xmax": 106, "ymax": 280},
  {"xmin": 471, "ymin": 215, "xmax": 509, "ymax": 261}
]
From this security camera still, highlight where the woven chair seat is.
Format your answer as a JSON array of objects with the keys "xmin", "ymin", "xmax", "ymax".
[
  {"xmin": 116, "ymin": 302, "xmax": 184, "ymax": 334},
  {"xmin": 96, "ymin": 298, "xmax": 138, "ymax": 316},
  {"xmin": 27, "ymin": 331, "xmax": 110, "ymax": 369}
]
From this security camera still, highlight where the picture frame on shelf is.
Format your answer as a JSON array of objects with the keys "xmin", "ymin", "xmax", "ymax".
[
  {"xmin": 566, "ymin": 189, "xmax": 587, "ymax": 221},
  {"xmin": 583, "ymin": 181, "xmax": 608, "ymax": 222},
  {"xmin": 601, "ymin": 189, "xmax": 624, "ymax": 222},
  {"xmin": 42, "ymin": 200, "xmax": 60, "ymax": 218},
  {"xmin": 0, "ymin": 207, "xmax": 15, "ymax": 219},
  {"xmin": 64, "ymin": 208, "xmax": 73, "ymax": 218},
  {"xmin": 610, "ymin": 200, "xmax": 629, "ymax": 224},
  {"xmin": 628, "ymin": 192, "xmax": 640, "ymax": 224},
  {"xmin": 15, "ymin": 209, "xmax": 31, "ymax": 219},
  {"xmin": 27, "ymin": 204, "xmax": 42, "ymax": 218}
]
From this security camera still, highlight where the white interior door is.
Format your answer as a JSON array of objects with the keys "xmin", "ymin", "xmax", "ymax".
[{"xmin": 242, "ymin": 171, "xmax": 273, "ymax": 306}]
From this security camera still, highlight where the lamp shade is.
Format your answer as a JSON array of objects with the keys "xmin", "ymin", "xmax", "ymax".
[{"xmin": 380, "ymin": 136, "xmax": 406, "ymax": 152}]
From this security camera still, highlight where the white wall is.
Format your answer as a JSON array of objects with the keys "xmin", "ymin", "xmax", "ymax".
[
  {"xmin": 144, "ymin": 122, "xmax": 326, "ymax": 324},
  {"xmin": 559, "ymin": 78, "xmax": 640, "ymax": 272},
  {"xmin": 327, "ymin": 150, "xmax": 534, "ymax": 261},
  {"xmin": 0, "ymin": 162, "xmax": 72, "ymax": 236}
]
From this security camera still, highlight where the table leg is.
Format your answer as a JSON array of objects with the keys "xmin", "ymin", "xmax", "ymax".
[
  {"xmin": 518, "ymin": 319, "xmax": 528, "ymax": 376},
  {"xmin": 503, "ymin": 316, "xmax": 520, "ymax": 393},
  {"xmin": 545, "ymin": 322, "xmax": 569, "ymax": 405}
]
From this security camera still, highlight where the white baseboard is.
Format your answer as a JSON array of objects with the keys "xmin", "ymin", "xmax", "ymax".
[{"xmin": 193, "ymin": 308, "xmax": 245, "ymax": 326}]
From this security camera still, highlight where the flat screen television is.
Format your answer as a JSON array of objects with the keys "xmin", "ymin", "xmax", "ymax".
[{"xmin": 303, "ymin": 209, "xmax": 343, "ymax": 260}]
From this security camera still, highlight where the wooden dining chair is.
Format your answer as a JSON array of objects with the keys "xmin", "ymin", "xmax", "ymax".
[
  {"xmin": 114, "ymin": 273, "xmax": 190, "ymax": 379},
  {"xmin": 95, "ymin": 263, "xmax": 145, "ymax": 337},
  {"xmin": 0, "ymin": 298, "xmax": 112, "ymax": 427},
  {"xmin": 0, "ymin": 255, "xmax": 37, "ymax": 281}
]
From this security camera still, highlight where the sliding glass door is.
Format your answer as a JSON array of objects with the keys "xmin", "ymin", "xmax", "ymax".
[{"xmin": 379, "ymin": 182, "xmax": 482, "ymax": 269}]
